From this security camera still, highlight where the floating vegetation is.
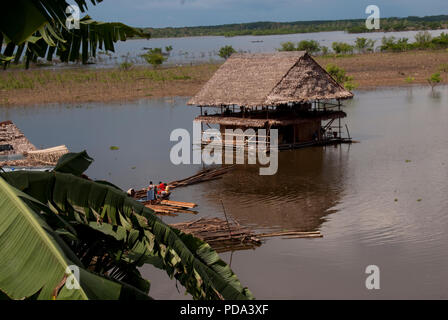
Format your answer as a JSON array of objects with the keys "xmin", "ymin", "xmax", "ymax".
[{"xmin": 110, "ymin": 146, "xmax": 120, "ymax": 150}]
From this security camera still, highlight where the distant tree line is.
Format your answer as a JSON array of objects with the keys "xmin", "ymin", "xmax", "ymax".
[
  {"xmin": 277, "ymin": 32, "xmax": 448, "ymax": 56},
  {"xmin": 141, "ymin": 15, "xmax": 448, "ymax": 39}
]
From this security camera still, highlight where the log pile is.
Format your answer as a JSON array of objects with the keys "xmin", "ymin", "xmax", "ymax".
[
  {"xmin": 26, "ymin": 145, "xmax": 69, "ymax": 165},
  {"xmin": 170, "ymin": 218, "xmax": 262, "ymax": 253},
  {"xmin": 168, "ymin": 165, "xmax": 235, "ymax": 189},
  {"xmin": 143, "ymin": 200, "xmax": 198, "ymax": 216},
  {"xmin": 170, "ymin": 218, "xmax": 323, "ymax": 253}
]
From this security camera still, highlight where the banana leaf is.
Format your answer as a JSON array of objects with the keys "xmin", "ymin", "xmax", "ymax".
[
  {"xmin": 1, "ymin": 171, "xmax": 254, "ymax": 300},
  {"xmin": 1, "ymin": 1, "xmax": 150, "ymax": 67},
  {"xmin": 54, "ymin": 150, "xmax": 93, "ymax": 176},
  {"xmin": 0, "ymin": 176, "xmax": 150, "ymax": 300}
]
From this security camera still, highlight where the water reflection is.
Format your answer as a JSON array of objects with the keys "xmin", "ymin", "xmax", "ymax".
[{"xmin": 202, "ymin": 146, "xmax": 349, "ymax": 232}]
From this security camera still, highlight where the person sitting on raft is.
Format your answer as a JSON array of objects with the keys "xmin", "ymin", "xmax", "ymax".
[{"xmin": 157, "ymin": 181, "xmax": 171, "ymax": 197}]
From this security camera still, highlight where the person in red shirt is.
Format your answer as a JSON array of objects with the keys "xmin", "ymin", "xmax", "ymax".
[{"xmin": 157, "ymin": 181, "xmax": 166, "ymax": 195}]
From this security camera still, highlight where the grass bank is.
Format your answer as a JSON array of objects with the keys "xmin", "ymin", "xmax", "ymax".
[{"xmin": 0, "ymin": 50, "xmax": 447, "ymax": 106}]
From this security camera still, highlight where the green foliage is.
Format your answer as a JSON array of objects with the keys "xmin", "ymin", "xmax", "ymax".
[
  {"xmin": 218, "ymin": 45, "xmax": 236, "ymax": 59},
  {"xmin": 414, "ymin": 31, "xmax": 433, "ymax": 48},
  {"xmin": 354, "ymin": 37, "xmax": 376, "ymax": 53},
  {"xmin": 380, "ymin": 36, "xmax": 410, "ymax": 52},
  {"xmin": 278, "ymin": 41, "xmax": 296, "ymax": 52},
  {"xmin": 296, "ymin": 40, "xmax": 321, "ymax": 54},
  {"xmin": 120, "ymin": 61, "xmax": 133, "ymax": 71},
  {"xmin": 320, "ymin": 46, "xmax": 330, "ymax": 55},
  {"xmin": 380, "ymin": 32, "xmax": 448, "ymax": 52},
  {"xmin": 326, "ymin": 63, "xmax": 357, "ymax": 90},
  {"xmin": 278, "ymin": 40, "xmax": 320, "ymax": 55},
  {"xmin": 427, "ymin": 72, "xmax": 442, "ymax": 89},
  {"xmin": 332, "ymin": 42, "xmax": 354, "ymax": 55},
  {"xmin": 143, "ymin": 15, "xmax": 448, "ymax": 38},
  {"xmin": 438, "ymin": 63, "xmax": 448, "ymax": 73},
  {"xmin": 405, "ymin": 76, "xmax": 415, "ymax": 84},
  {"xmin": 142, "ymin": 48, "xmax": 167, "ymax": 68},
  {"xmin": 0, "ymin": 2, "xmax": 150, "ymax": 69},
  {"xmin": 343, "ymin": 80, "xmax": 358, "ymax": 91},
  {"xmin": 0, "ymin": 152, "xmax": 253, "ymax": 300}
]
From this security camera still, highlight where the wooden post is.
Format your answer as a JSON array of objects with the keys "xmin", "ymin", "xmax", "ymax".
[
  {"xmin": 338, "ymin": 100, "xmax": 341, "ymax": 139},
  {"xmin": 293, "ymin": 125, "xmax": 296, "ymax": 145}
]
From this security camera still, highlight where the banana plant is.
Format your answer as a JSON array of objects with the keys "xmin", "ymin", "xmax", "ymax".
[
  {"xmin": 0, "ymin": 151, "xmax": 254, "ymax": 300},
  {"xmin": 0, "ymin": 0, "xmax": 150, "ymax": 68}
]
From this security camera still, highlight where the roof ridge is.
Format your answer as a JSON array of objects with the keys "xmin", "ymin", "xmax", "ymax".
[{"xmin": 264, "ymin": 53, "xmax": 307, "ymax": 104}]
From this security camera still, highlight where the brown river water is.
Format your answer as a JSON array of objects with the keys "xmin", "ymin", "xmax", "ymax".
[{"xmin": 1, "ymin": 85, "xmax": 447, "ymax": 299}]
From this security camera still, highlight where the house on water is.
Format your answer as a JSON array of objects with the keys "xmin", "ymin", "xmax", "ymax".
[
  {"xmin": 188, "ymin": 51, "xmax": 354, "ymax": 150},
  {"xmin": 0, "ymin": 120, "xmax": 68, "ymax": 169}
]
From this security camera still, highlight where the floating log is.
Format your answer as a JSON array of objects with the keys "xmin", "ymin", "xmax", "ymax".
[
  {"xmin": 258, "ymin": 230, "xmax": 321, "ymax": 238},
  {"xmin": 282, "ymin": 234, "xmax": 323, "ymax": 239},
  {"xmin": 168, "ymin": 166, "xmax": 235, "ymax": 189},
  {"xmin": 143, "ymin": 201, "xmax": 198, "ymax": 216},
  {"xmin": 160, "ymin": 200, "xmax": 197, "ymax": 209}
]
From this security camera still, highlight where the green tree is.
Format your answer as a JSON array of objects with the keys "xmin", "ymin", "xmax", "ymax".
[
  {"xmin": 326, "ymin": 63, "xmax": 357, "ymax": 90},
  {"xmin": 427, "ymin": 72, "xmax": 442, "ymax": 90},
  {"xmin": 142, "ymin": 48, "xmax": 167, "ymax": 68},
  {"xmin": 278, "ymin": 41, "xmax": 296, "ymax": 51},
  {"xmin": 320, "ymin": 46, "xmax": 330, "ymax": 55},
  {"xmin": 296, "ymin": 40, "xmax": 321, "ymax": 55},
  {"xmin": 415, "ymin": 31, "xmax": 432, "ymax": 48},
  {"xmin": 219, "ymin": 45, "xmax": 236, "ymax": 59},
  {"xmin": 331, "ymin": 42, "xmax": 354, "ymax": 54},
  {"xmin": 355, "ymin": 37, "xmax": 376, "ymax": 53}
]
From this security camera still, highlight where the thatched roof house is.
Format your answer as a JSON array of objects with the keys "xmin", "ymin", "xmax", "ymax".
[
  {"xmin": 0, "ymin": 120, "xmax": 69, "ymax": 167},
  {"xmin": 188, "ymin": 51, "xmax": 353, "ymax": 108},
  {"xmin": 0, "ymin": 120, "xmax": 36, "ymax": 155}
]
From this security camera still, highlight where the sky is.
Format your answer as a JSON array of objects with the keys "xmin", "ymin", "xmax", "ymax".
[{"xmin": 83, "ymin": 0, "xmax": 448, "ymax": 28}]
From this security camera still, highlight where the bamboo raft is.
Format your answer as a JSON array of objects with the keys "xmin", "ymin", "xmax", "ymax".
[
  {"xmin": 133, "ymin": 166, "xmax": 235, "ymax": 215},
  {"xmin": 170, "ymin": 217, "xmax": 323, "ymax": 253},
  {"xmin": 135, "ymin": 166, "xmax": 235, "ymax": 200},
  {"xmin": 168, "ymin": 165, "xmax": 235, "ymax": 189},
  {"xmin": 143, "ymin": 200, "xmax": 198, "ymax": 216},
  {"xmin": 171, "ymin": 218, "xmax": 262, "ymax": 253}
]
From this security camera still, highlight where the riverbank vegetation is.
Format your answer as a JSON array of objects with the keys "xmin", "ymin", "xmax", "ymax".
[
  {"xmin": 278, "ymin": 31, "xmax": 448, "ymax": 56},
  {"xmin": 1, "ymin": 50, "xmax": 447, "ymax": 106},
  {"xmin": 143, "ymin": 15, "xmax": 448, "ymax": 38}
]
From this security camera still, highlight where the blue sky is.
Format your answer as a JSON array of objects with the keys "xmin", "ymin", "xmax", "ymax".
[{"xmin": 84, "ymin": 0, "xmax": 447, "ymax": 28}]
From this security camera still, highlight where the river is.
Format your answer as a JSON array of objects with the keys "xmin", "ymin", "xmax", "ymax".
[
  {"xmin": 1, "ymin": 85, "xmax": 447, "ymax": 299},
  {"xmin": 55, "ymin": 29, "xmax": 448, "ymax": 67}
]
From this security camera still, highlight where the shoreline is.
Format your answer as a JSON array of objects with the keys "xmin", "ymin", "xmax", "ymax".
[{"xmin": 1, "ymin": 50, "xmax": 447, "ymax": 107}]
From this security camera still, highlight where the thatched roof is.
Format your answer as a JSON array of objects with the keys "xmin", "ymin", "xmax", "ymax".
[
  {"xmin": 195, "ymin": 111, "xmax": 346, "ymax": 128},
  {"xmin": 0, "ymin": 120, "xmax": 69, "ymax": 167},
  {"xmin": 188, "ymin": 52, "xmax": 353, "ymax": 108},
  {"xmin": 0, "ymin": 120, "xmax": 36, "ymax": 155}
]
